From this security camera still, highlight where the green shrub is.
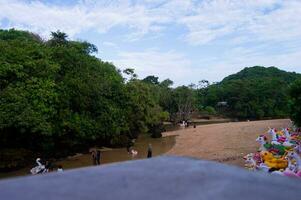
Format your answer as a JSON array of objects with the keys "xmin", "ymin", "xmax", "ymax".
[
  {"xmin": 204, "ymin": 106, "xmax": 216, "ymax": 115},
  {"xmin": 0, "ymin": 148, "xmax": 34, "ymax": 171}
]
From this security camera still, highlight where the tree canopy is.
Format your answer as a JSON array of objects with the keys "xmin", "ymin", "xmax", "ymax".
[
  {"xmin": 198, "ymin": 66, "xmax": 301, "ymax": 119},
  {"xmin": 1, "ymin": 29, "xmax": 301, "ymax": 170},
  {"xmin": 0, "ymin": 29, "xmax": 168, "ymax": 167},
  {"xmin": 289, "ymin": 79, "xmax": 301, "ymax": 126}
]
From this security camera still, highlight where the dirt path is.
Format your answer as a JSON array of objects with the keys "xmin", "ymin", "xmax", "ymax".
[{"xmin": 163, "ymin": 119, "xmax": 292, "ymax": 167}]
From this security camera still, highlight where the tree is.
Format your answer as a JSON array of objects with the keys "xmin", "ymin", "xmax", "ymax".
[
  {"xmin": 142, "ymin": 75, "xmax": 159, "ymax": 85},
  {"xmin": 173, "ymin": 86, "xmax": 196, "ymax": 121},
  {"xmin": 123, "ymin": 79, "xmax": 168, "ymax": 138},
  {"xmin": 198, "ymin": 79, "xmax": 209, "ymax": 89},
  {"xmin": 160, "ymin": 79, "xmax": 173, "ymax": 88},
  {"xmin": 0, "ymin": 29, "xmax": 129, "ymax": 160},
  {"xmin": 49, "ymin": 30, "xmax": 68, "ymax": 46},
  {"xmin": 157, "ymin": 79, "xmax": 176, "ymax": 121},
  {"xmin": 289, "ymin": 79, "xmax": 301, "ymax": 126},
  {"xmin": 123, "ymin": 68, "xmax": 137, "ymax": 81},
  {"xmin": 199, "ymin": 66, "xmax": 300, "ymax": 119},
  {"xmin": 0, "ymin": 30, "xmax": 59, "ymax": 155},
  {"xmin": 204, "ymin": 106, "xmax": 216, "ymax": 115}
]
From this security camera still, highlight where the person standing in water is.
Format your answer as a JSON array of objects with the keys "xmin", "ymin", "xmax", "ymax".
[
  {"xmin": 57, "ymin": 165, "xmax": 63, "ymax": 172},
  {"xmin": 126, "ymin": 140, "xmax": 133, "ymax": 153},
  {"xmin": 91, "ymin": 149, "xmax": 97, "ymax": 165},
  {"xmin": 147, "ymin": 144, "xmax": 152, "ymax": 158},
  {"xmin": 96, "ymin": 149, "xmax": 101, "ymax": 165}
]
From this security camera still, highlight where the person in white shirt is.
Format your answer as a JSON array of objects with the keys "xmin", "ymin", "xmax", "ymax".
[{"xmin": 57, "ymin": 165, "xmax": 63, "ymax": 172}]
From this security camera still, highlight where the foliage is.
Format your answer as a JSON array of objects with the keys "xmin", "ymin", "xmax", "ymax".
[
  {"xmin": 1, "ymin": 29, "xmax": 300, "ymax": 171},
  {"xmin": 124, "ymin": 80, "xmax": 168, "ymax": 138},
  {"xmin": 142, "ymin": 75, "xmax": 159, "ymax": 85},
  {"xmin": 123, "ymin": 68, "xmax": 137, "ymax": 81},
  {"xmin": 0, "ymin": 29, "xmax": 168, "ymax": 166},
  {"xmin": 199, "ymin": 66, "xmax": 301, "ymax": 119},
  {"xmin": 172, "ymin": 86, "xmax": 197, "ymax": 121},
  {"xmin": 289, "ymin": 79, "xmax": 301, "ymax": 126},
  {"xmin": 0, "ymin": 149, "xmax": 34, "ymax": 171},
  {"xmin": 204, "ymin": 106, "xmax": 216, "ymax": 115}
]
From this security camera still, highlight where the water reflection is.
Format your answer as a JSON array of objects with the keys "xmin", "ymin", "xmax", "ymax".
[{"xmin": 57, "ymin": 135, "xmax": 175, "ymax": 169}]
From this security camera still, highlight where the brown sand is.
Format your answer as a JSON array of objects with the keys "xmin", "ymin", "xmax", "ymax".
[{"xmin": 163, "ymin": 119, "xmax": 292, "ymax": 167}]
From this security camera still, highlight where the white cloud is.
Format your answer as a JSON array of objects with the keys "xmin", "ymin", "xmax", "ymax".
[
  {"xmin": 1, "ymin": 0, "xmax": 301, "ymax": 84},
  {"xmin": 1, "ymin": 0, "xmax": 301, "ymax": 45},
  {"xmin": 196, "ymin": 45, "xmax": 301, "ymax": 82},
  {"xmin": 111, "ymin": 49, "xmax": 199, "ymax": 85},
  {"xmin": 123, "ymin": 43, "xmax": 301, "ymax": 85},
  {"xmin": 0, "ymin": 0, "xmax": 172, "ymax": 38},
  {"xmin": 179, "ymin": 0, "xmax": 301, "ymax": 45}
]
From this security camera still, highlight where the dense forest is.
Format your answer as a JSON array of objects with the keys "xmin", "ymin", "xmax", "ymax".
[
  {"xmin": 289, "ymin": 79, "xmax": 301, "ymax": 126},
  {"xmin": 0, "ymin": 29, "xmax": 300, "ymax": 170},
  {"xmin": 0, "ymin": 29, "xmax": 194, "ymax": 170},
  {"xmin": 200, "ymin": 66, "xmax": 301, "ymax": 119}
]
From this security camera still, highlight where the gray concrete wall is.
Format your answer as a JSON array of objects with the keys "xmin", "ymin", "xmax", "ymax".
[{"xmin": 0, "ymin": 156, "xmax": 300, "ymax": 200}]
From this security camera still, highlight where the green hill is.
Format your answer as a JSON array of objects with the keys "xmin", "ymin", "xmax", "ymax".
[
  {"xmin": 202, "ymin": 66, "xmax": 301, "ymax": 119},
  {"xmin": 222, "ymin": 66, "xmax": 301, "ymax": 83}
]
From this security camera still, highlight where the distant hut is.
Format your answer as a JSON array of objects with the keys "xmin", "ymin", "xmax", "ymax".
[
  {"xmin": 216, "ymin": 101, "xmax": 228, "ymax": 113},
  {"xmin": 217, "ymin": 101, "xmax": 227, "ymax": 107}
]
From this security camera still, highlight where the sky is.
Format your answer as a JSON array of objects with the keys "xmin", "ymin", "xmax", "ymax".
[{"xmin": 1, "ymin": 0, "xmax": 301, "ymax": 86}]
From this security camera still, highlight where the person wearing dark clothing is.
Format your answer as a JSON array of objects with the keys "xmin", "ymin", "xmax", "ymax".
[
  {"xmin": 126, "ymin": 141, "xmax": 132, "ymax": 153},
  {"xmin": 96, "ymin": 150, "xmax": 101, "ymax": 165},
  {"xmin": 45, "ymin": 161, "xmax": 53, "ymax": 172},
  {"xmin": 147, "ymin": 144, "xmax": 152, "ymax": 158},
  {"xmin": 91, "ymin": 150, "xmax": 97, "ymax": 165}
]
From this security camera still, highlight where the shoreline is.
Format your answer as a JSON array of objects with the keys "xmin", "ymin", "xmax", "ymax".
[
  {"xmin": 162, "ymin": 119, "xmax": 292, "ymax": 167},
  {"xmin": 0, "ymin": 119, "xmax": 291, "ymax": 179}
]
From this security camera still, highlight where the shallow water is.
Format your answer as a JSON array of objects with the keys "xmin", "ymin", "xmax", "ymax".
[
  {"xmin": 0, "ymin": 135, "xmax": 176, "ymax": 179},
  {"xmin": 56, "ymin": 135, "xmax": 176, "ymax": 169},
  {"xmin": 0, "ymin": 119, "xmax": 231, "ymax": 179},
  {"xmin": 164, "ymin": 119, "xmax": 232, "ymax": 132}
]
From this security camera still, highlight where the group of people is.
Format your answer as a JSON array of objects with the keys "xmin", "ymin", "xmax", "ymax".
[
  {"xmin": 180, "ymin": 120, "xmax": 197, "ymax": 128},
  {"xmin": 31, "ymin": 144, "xmax": 153, "ymax": 175},
  {"xmin": 127, "ymin": 143, "xmax": 153, "ymax": 158},
  {"xmin": 90, "ymin": 143, "xmax": 153, "ymax": 165}
]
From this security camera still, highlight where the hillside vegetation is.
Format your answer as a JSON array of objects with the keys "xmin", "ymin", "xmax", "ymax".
[
  {"xmin": 199, "ymin": 66, "xmax": 301, "ymax": 119},
  {"xmin": 289, "ymin": 79, "xmax": 301, "ymax": 126},
  {"xmin": 0, "ymin": 29, "xmax": 171, "ymax": 169},
  {"xmin": 1, "ymin": 29, "xmax": 300, "ymax": 170}
]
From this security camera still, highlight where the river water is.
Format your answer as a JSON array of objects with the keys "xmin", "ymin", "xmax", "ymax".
[
  {"xmin": 0, "ymin": 119, "xmax": 231, "ymax": 179},
  {"xmin": 0, "ymin": 135, "xmax": 176, "ymax": 179},
  {"xmin": 56, "ymin": 135, "xmax": 176, "ymax": 169}
]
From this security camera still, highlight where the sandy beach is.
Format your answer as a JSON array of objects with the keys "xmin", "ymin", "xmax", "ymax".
[
  {"xmin": 0, "ymin": 119, "xmax": 292, "ymax": 179},
  {"xmin": 163, "ymin": 119, "xmax": 292, "ymax": 167}
]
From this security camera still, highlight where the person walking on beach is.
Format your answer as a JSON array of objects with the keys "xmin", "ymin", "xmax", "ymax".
[
  {"xmin": 147, "ymin": 144, "xmax": 152, "ymax": 158},
  {"xmin": 96, "ymin": 149, "xmax": 101, "ymax": 165}
]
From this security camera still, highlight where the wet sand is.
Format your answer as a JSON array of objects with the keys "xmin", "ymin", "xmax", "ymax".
[{"xmin": 163, "ymin": 119, "xmax": 292, "ymax": 167}]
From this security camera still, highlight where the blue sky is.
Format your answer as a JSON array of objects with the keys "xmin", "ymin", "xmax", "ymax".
[{"xmin": 1, "ymin": 0, "xmax": 301, "ymax": 85}]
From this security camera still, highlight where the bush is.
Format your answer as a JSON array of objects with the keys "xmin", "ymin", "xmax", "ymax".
[
  {"xmin": 0, "ymin": 148, "xmax": 34, "ymax": 171},
  {"xmin": 149, "ymin": 123, "xmax": 164, "ymax": 138},
  {"xmin": 204, "ymin": 106, "xmax": 216, "ymax": 115}
]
